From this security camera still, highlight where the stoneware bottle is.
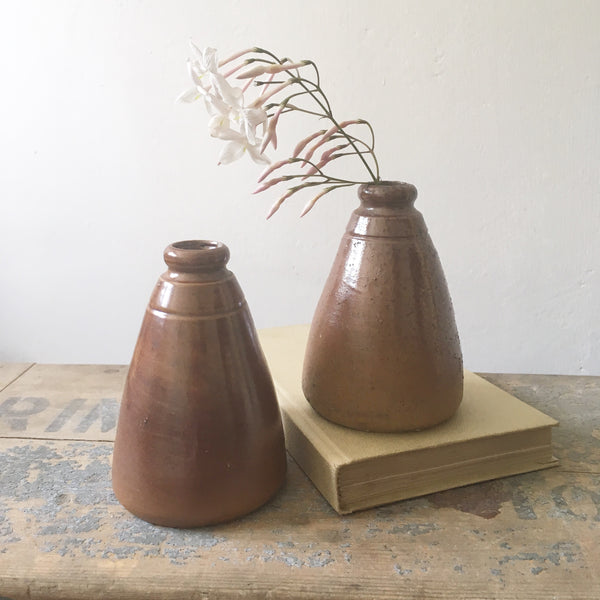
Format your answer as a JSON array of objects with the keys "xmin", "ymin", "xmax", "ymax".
[
  {"xmin": 112, "ymin": 240, "xmax": 286, "ymax": 527},
  {"xmin": 302, "ymin": 181, "xmax": 463, "ymax": 432}
]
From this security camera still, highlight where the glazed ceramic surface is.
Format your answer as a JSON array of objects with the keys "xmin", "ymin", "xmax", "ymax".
[
  {"xmin": 302, "ymin": 182, "xmax": 463, "ymax": 432},
  {"xmin": 112, "ymin": 241, "xmax": 286, "ymax": 527}
]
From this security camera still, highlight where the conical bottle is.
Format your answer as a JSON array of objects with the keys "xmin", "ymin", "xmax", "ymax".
[
  {"xmin": 112, "ymin": 240, "xmax": 286, "ymax": 527},
  {"xmin": 302, "ymin": 182, "xmax": 463, "ymax": 432}
]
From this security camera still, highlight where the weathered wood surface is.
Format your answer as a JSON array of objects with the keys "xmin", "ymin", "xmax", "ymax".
[
  {"xmin": 0, "ymin": 364, "xmax": 33, "ymax": 393},
  {"xmin": 0, "ymin": 365, "xmax": 599, "ymax": 599}
]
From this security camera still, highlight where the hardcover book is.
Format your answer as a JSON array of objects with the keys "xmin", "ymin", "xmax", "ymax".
[{"xmin": 259, "ymin": 325, "xmax": 559, "ymax": 514}]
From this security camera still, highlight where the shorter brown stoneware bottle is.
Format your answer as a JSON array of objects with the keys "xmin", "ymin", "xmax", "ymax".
[{"xmin": 112, "ymin": 240, "xmax": 286, "ymax": 527}]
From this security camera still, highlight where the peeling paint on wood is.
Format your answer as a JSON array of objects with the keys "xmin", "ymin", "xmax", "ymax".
[
  {"xmin": 1, "ymin": 365, "xmax": 599, "ymax": 599},
  {"xmin": 0, "ymin": 365, "xmax": 126, "ymax": 441}
]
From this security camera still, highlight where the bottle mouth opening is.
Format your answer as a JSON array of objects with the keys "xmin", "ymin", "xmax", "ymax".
[
  {"xmin": 171, "ymin": 240, "xmax": 220, "ymax": 251},
  {"xmin": 164, "ymin": 240, "xmax": 230, "ymax": 272}
]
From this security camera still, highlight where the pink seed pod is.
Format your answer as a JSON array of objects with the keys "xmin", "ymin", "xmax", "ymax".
[
  {"xmin": 237, "ymin": 61, "xmax": 307, "ymax": 79},
  {"xmin": 300, "ymin": 186, "xmax": 334, "ymax": 217},
  {"xmin": 257, "ymin": 159, "xmax": 291, "ymax": 183},
  {"xmin": 292, "ymin": 130, "xmax": 326, "ymax": 159},
  {"xmin": 253, "ymin": 176, "xmax": 287, "ymax": 194}
]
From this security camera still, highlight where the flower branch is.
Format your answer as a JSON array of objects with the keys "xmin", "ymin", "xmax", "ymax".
[{"xmin": 178, "ymin": 44, "xmax": 382, "ymax": 216}]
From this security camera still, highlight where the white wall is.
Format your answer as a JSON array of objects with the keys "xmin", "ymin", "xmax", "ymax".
[{"xmin": 1, "ymin": 0, "xmax": 598, "ymax": 374}]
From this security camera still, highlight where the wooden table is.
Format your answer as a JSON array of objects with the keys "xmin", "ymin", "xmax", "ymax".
[{"xmin": 0, "ymin": 363, "xmax": 598, "ymax": 599}]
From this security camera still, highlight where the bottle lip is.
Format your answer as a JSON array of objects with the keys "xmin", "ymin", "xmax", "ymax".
[
  {"xmin": 358, "ymin": 181, "xmax": 418, "ymax": 207},
  {"xmin": 164, "ymin": 240, "xmax": 230, "ymax": 272}
]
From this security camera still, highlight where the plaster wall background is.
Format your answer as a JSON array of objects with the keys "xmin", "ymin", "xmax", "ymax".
[{"xmin": 1, "ymin": 0, "xmax": 598, "ymax": 374}]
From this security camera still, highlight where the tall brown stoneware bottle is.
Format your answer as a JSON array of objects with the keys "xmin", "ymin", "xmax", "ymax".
[
  {"xmin": 302, "ymin": 181, "xmax": 463, "ymax": 432},
  {"xmin": 112, "ymin": 240, "xmax": 286, "ymax": 527}
]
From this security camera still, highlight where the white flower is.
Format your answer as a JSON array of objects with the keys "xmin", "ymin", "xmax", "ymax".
[
  {"xmin": 176, "ymin": 44, "xmax": 219, "ymax": 103},
  {"xmin": 177, "ymin": 44, "xmax": 245, "ymax": 110},
  {"xmin": 216, "ymin": 130, "xmax": 271, "ymax": 166},
  {"xmin": 188, "ymin": 44, "xmax": 220, "ymax": 92},
  {"xmin": 191, "ymin": 43, "xmax": 218, "ymax": 71},
  {"xmin": 234, "ymin": 107, "xmax": 268, "ymax": 145},
  {"xmin": 179, "ymin": 44, "xmax": 274, "ymax": 165},
  {"xmin": 204, "ymin": 76, "xmax": 267, "ymax": 148},
  {"xmin": 209, "ymin": 72, "xmax": 243, "ymax": 108},
  {"xmin": 208, "ymin": 114, "xmax": 233, "ymax": 139}
]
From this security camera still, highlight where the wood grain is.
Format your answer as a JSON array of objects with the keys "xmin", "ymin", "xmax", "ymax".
[{"xmin": 0, "ymin": 365, "xmax": 599, "ymax": 599}]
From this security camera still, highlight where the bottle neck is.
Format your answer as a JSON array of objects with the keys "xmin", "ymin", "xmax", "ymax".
[
  {"xmin": 358, "ymin": 181, "xmax": 418, "ymax": 212},
  {"xmin": 163, "ymin": 240, "xmax": 231, "ymax": 282},
  {"xmin": 349, "ymin": 181, "xmax": 426, "ymax": 239}
]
